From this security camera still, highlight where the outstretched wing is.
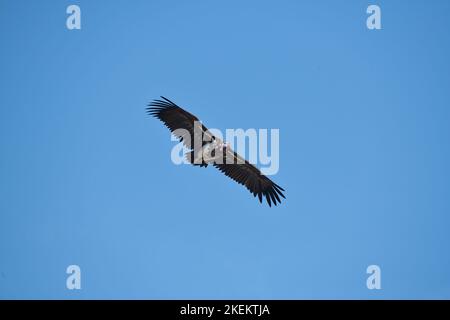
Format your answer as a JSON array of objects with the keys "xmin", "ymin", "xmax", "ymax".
[
  {"xmin": 214, "ymin": 148, "xmax": 285, "ymax": 207},
  {"xmin": 146, "ymin": 96, "xmax": 214, "ymax": 150}
]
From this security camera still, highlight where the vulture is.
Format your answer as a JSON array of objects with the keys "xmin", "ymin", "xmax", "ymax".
[{"xmin": 147, "ymin": 96, "xmax": 286, "ymax": 207}]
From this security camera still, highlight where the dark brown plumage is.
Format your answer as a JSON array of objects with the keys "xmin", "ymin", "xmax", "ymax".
[{"xmin": 147, "ymin": 96, "xmax": 286, "ymax": 207}]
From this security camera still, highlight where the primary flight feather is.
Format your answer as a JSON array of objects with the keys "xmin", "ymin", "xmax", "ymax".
[{"xmin": 147, "ymin": 96, "xmax": 286, "ymax": 207}]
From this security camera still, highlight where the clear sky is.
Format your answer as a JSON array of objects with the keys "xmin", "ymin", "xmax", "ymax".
[{"xmin": 1, "ymin": 0, "xmax": 450, "ymax": 299}]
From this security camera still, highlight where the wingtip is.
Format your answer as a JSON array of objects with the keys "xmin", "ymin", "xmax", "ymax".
[
  {"xmin": 265, "ymin": 193, "xmax": 272, "ymax": 207},
  {"xmin": 160, "ymin": 96, "xmax": 176, "ymax": 105}
]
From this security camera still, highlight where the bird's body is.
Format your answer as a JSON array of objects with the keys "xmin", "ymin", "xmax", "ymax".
[{"xmin": 147, "ymin": 96, "xmax": 286, "ymax": 207}]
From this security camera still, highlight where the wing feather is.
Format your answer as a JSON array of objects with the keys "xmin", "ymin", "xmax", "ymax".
[
  {"xmin": 213, "ymin": 149, "xmax": 285, "ymax": 206},
  {"xmin": 147, "ymin": 96, "xmax": 214, "ymax": 150}
]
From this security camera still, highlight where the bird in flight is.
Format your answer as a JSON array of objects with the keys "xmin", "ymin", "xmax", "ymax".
[{"xmin": 147, "ymin": 96, "xmax": 286, "ymax": 207}]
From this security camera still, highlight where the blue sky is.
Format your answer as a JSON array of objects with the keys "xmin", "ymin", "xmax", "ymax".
[{"xmin": 1, "ymin": 0, "xmax": 450, "ymax": 299}]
